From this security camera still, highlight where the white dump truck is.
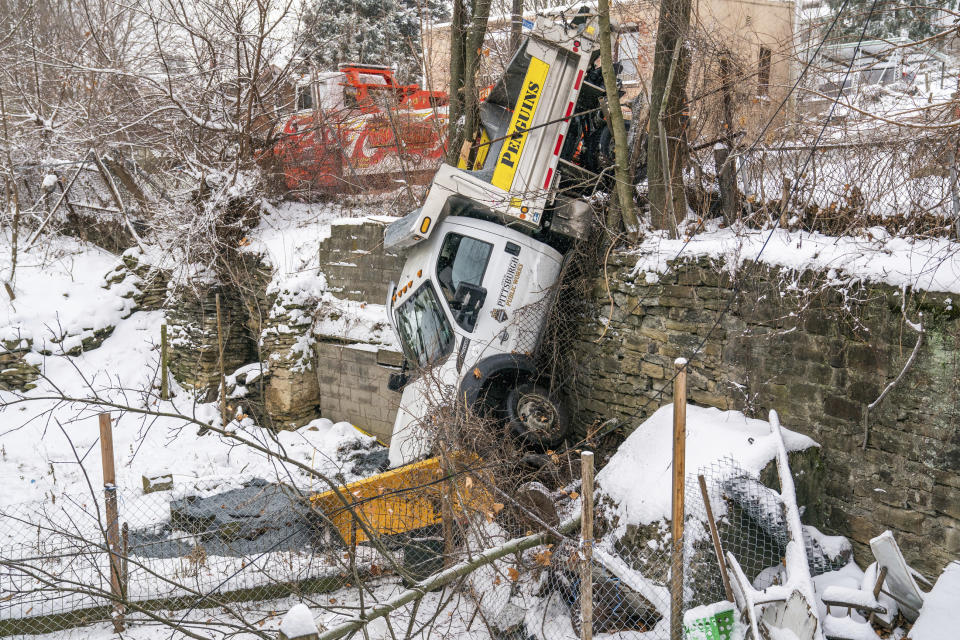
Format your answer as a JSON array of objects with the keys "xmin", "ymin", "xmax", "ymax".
[{"xmin": 383, "ymin": 8, "xmax": 619, "ymax": 468}]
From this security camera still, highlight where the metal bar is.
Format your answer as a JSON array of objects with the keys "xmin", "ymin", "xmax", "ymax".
[{"xmin": 698, "ymin": 474, "xmax": 733, "ymax": 603}]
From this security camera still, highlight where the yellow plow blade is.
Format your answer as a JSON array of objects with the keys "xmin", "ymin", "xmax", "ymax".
[{"xmin": 308, "ymin": 456, "xmax": 491, "ymax": 544}]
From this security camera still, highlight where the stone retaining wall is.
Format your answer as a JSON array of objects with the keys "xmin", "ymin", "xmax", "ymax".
[
  {"xmin": 168, "ymin": 284, "xmax": 259, "ymax": 398},
  {"xmin": 565, "ymin": 252, "xmax": 960, "ymax": 575}
]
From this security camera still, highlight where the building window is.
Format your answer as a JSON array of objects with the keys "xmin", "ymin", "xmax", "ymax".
[
  {"xmin": 758, "ymin": 46, "xmax": 772, "ymax": 96},
  {"xmin": 617, "ymin": 26, "xmax": 641, "ymax": 86}
]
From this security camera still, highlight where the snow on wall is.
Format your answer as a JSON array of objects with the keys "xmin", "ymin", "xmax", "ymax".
[{"xmin": 631, "ymin": 226, "xmax": 960, "ymax": 295}]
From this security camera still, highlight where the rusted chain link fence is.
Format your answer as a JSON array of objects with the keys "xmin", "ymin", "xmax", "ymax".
[
  {"xmin": 2, "ymin": 442, "xmax": 837, "ymax": 639},
  {"xmin": 701, "ymin": 135, "xmax": 959, "ymax": 238}
]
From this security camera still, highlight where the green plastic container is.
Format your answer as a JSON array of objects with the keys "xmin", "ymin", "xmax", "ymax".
[{"xmin": 682, "ymin": 601, "xmax": 736, "ymax": 640}]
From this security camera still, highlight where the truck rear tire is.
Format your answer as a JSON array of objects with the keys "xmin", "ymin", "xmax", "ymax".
[{"xmin": 503, "ymin": 383, "xmax": 570, "ymax": 449}]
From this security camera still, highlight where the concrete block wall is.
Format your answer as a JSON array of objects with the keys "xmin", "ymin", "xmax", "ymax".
[
  {"xmin": 566, "ymin": 252, "xmax": 960, "ymax": 576},
  {"xmin": 318, "ymin": 220, "xmax": 405, "ymax": 303},
  {"xmin": 311, "ymin": 218, "xmax": 405, "ymax": 439},
  {"xmin": 315, "ymin": 342, "xmax": 402, "ymax": 443}
]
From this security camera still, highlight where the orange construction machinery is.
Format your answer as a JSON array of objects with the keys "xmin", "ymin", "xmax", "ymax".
[{"xmin": 270, "ymin": 64, "xmax": 449, "ymax": 196}]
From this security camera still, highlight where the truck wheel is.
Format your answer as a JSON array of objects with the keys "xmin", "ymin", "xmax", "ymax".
[{"xmin": 503, "ymin": 383, "xmax": 570, "ymax": 449}]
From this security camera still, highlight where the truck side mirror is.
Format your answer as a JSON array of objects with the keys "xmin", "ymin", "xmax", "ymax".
[
  {"xmin": 453, "ymin": 283, "xmax": 487, "ymax": 332},
  {"xmin": 388, "ymin": 357, "xmax": 410, "ymax": 391},
  {"xmin": 388, "ymin": 371, "xmax": 408, "ymax": 391}
]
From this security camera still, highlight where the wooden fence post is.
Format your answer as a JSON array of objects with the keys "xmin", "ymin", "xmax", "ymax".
[
  {"xmin": 99, "ymin": 412, "xmax": 125, "ymax": 632},
  {"xmin": 698, "ymin": 474, "xmax": 733, "ymax": 602},
  {"xmin": 215, "ymin": 293, "xmax": 228, "ymax": 427},
  {"xmin": 580, "ymin": 451, "xmax": 595, "ymax": 640},
  {"xmin": 160, "ymin": 323, "xmax": 169, "ymax": 400},
  {"xmin": 779, "ymin": 176, "xmax": 792, "ymax": 228},
  {"xmin": 671, "ymin": 359, "xmax": 687, "ymax": 640}
]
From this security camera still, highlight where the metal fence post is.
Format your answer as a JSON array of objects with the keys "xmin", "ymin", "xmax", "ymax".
[
  {"xmin": 671, "ymin": 359, "xmax": 687, "ymax": 640},
  {"xmin": 160, "ymin": 323, "xmax": 169, "ymax": 400},
  {"xmin": 580, "ymin": 451, "xmax": 594, "ymax": 640},
  {"xmin": 99, "ymin": 412, "xmax": 125, "ymax": 632}
]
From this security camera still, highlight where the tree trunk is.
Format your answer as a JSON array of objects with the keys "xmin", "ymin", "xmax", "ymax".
[
  {"xmin": 646, "ymin": 0, "xmax": 692, "ymax": 235},
  {"xmin": 454, "ymin": 0, "xmax": 493, "ymax": 168},
  {"xmin": 445, "ymin": 0, "xmax": 467, "ymax": 164},
  {"xmin": 0, "ymin": 83, "xmax": 18, "ymax": 289},
  {"xmin": 598, "ymin": 0, "xmax": 639, "ymax": 242},
  {"xmin": 716, "ymin": 54, "xmax": 739, "ymax": 225},
  {"xmin": 510, "ymin": 0, "xmax": 523, "ymax": 54},
  {"xmin": 714, "ymin": 142, "xmax": 738, "ymax": 226}
]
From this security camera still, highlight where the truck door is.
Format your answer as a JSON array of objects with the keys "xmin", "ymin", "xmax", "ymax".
[
  {"xmin": 434, "ymin": 232, "xmax": 494, "ymax": 335},
  {"xmin": 433, "ymin": 220, "xmax": 563, "ymax": 359}
]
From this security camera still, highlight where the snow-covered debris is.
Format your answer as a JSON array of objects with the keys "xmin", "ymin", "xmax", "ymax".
[
  {"xmin": 760, "ymin": 411, "xmax": 823, "ymax": 640},
  {"xmin": 247, "ymin": 199, "xmax": 383, "ymax": 287},
  {"xmin": 280, "ymin": 603, "xmax": 319, "ymax": 639},
  {"xmin": 596, "ymin": 404, "xmax": 817, "ymax": 532},
  {"xmin": 869, "ymin": 529, "xmax": 926, "ymax": 621},
  {"xmin": 820, "ymin": 585, "xmax": 880, "ymax": 610},
  {"xmin": 631, "ymin": 227, "xmax": 960, "ymax": 294},
  {"xmin": 820, "ymin": 614, "xmax": 879, "ymax": 640},
  {"xmin": 811, "ymin": 561, "xmax": 867, "ymax": 620},
  {"xmin": 250, "ymin": 199, "xmax": 399, "ymax": 359},
  {"xmin": 910, "ymin": 561, "xmax": 960, "ymax": 640}
]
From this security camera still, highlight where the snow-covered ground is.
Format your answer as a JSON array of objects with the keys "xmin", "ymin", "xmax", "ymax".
[
  {"xmin": 21, "ymin": 578, "xmax": 502, "ymax": 640},
  {"xmin": 0, "ymin": 236, "xmax": 137, "ymax": 353},
  {"xmin": 1, "ymin": 202, "xmax": 397, "ymax": 517},
  {"xmin": 0, "ymin": 202, "xmax": 406, "ymax": 626}
]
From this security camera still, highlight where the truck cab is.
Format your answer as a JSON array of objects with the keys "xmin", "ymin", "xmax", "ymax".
[
  {"xmin": 384, "ymin": 7, "xmax": 615, "ymax": 468},
  {"xmin": 386, "ymin": 215, "xmax": 563, "ymax": 467}
]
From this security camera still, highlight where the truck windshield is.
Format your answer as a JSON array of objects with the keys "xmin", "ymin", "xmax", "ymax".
[{"xmin": 394, "ymin": 282, "xmax": 455, "ymax": 367}]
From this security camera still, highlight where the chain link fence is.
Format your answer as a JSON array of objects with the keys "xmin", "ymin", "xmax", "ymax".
[
  {"xmin": 684, "ymin": 126, "xmax": 958, "ymax": 242},
  {"xmin": 1, "ymin": 439, "xmax": 839, "ymax": 639},
  {"xmin": 734, "ymin": 135, "xmax": 957, "ymax": 236},
  {"xmin": 0, "ymin": 476, "xmax": 365, "ymax": 636}
]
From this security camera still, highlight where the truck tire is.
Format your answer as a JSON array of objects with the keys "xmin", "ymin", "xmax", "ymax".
[{"xmin": 503, "ymin": 383, "xmax": 570, "ymax": 449}]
